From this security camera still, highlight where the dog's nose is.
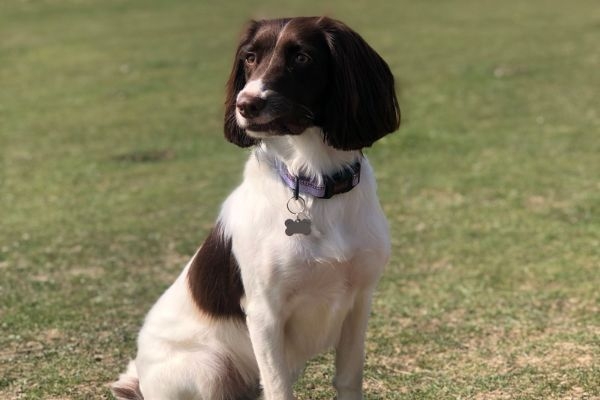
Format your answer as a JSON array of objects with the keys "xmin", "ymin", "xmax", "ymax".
[{"xmin": 236, "ymin": 94, "xmax": 266, "ymax": 119}]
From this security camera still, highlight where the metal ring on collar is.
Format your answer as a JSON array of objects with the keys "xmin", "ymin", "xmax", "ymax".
[{"xmin": 286, "ymin": 196, "xmax": 306, "ymax": 214}]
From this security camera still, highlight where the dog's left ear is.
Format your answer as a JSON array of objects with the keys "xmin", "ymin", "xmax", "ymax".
[
  {"xmin": 318, "ymin": 18, "xmax": 400, "ymax": 150},
  {"xmin": 224, "ymin": 21, "xmax": 260, "ymax": 148}
]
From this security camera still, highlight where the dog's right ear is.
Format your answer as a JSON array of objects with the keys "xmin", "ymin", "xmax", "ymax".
[{"xmin": 224, "ymin": 21, "xmax": 260, "ymax": 147}]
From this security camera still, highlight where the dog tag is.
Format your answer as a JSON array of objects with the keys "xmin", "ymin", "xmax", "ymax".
[
  {"xmin": 284, "ymin": 217, "xmax": 312, "ymax": 236},
  {"xmin": 285, "ymin": 198, "xmax": 312, "ymax": 236}
]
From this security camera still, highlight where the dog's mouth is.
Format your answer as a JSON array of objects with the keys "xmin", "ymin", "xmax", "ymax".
[
  {"xmin": 246, "ymin": 118, "xmax": 308, "ymax": 135},
  {"xmin": 235, "ymin": 93, "xmax": 316, "ymax": 137}
]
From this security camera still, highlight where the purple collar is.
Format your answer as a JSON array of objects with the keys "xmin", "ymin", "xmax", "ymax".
[{"xmin": 277, "ymin": 160, "xmax": 361, "ymax": 199}]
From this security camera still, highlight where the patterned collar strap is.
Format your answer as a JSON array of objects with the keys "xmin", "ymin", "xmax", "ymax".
[{"xmin": 277, "ymin": 160, "xmax": 361, "ymax": 199}]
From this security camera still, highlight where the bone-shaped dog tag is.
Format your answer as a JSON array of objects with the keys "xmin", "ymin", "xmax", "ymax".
[
  {"xmin": 285, "ymin": 198, "xmax": 312, "ymax": 236},
  {"xmin": 284, "ymin": 217, "xmax": 312, "ymax": 236}
]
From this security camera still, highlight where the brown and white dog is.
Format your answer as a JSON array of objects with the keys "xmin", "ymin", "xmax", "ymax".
[{"xmin": 112, "ymin": 16, "xmax": 400, "ymax": 400}]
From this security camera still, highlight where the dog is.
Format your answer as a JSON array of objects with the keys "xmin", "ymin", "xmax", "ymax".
[{"xmin": 111, "ymin": 16, "xmax": 400, "ymax": 400}]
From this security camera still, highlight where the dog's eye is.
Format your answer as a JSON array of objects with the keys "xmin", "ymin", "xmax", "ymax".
[
  {"xmin": 245, "ymin": 53, "xmax": 257, "ymax": 65},
  {"xmin": 294, "ymin": 53, "xmax": 310, "ymax": 64}
]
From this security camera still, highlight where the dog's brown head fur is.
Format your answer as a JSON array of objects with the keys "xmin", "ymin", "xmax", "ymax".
[{"xmin": 224, "ymin": 17, "xmax": 400, "ymax": 150}]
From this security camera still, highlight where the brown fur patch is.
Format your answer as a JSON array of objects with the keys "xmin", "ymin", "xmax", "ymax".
[{"xmin": 187, "ymin": 223, "xmax": 245, "ymax": 319}]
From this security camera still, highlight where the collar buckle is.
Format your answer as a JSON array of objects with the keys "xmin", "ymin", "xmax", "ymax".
[{"xmin": 322, "ymin": 162, "xmax": 361, "ymax": 199}]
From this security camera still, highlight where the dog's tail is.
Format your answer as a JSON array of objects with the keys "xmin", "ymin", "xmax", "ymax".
[{"xmin": 110, "ymin": 361, "xmax": 144, "ymax": 400}]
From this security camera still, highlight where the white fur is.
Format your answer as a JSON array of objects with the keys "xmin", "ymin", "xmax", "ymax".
[{"xmin": 113, "ymin": 128, "xmax": 390, "ymax": 400}]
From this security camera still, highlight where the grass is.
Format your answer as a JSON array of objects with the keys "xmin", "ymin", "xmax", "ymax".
[{"xmin": 1, "ymin": 0, "xmax": 599, "ymax": 398}]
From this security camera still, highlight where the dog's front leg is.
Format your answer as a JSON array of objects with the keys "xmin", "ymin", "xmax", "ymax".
[
  {"xmin": 333, "ymin": 290, "xmax": 374, "ymax": 400},
  {"xmin": 245, "ymin": 298, "xmax": 294, "ymax": 400}
]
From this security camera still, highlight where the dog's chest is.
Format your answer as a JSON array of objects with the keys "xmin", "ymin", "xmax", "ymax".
[
  {"xmin": 224, "ymin": 157, "xmax": 388, "ymax": 289},
  {"xmin": 272, "ymin": 258, "xmax": 361, "ymax": 360}
]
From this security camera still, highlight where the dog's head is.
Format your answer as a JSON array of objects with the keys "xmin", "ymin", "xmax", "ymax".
[{"xmin": 224, "ymin": 17, "xmax": 400, "ymax": 150}]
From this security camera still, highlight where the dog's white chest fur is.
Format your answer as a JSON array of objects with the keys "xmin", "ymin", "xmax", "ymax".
[{"xmin": 222, "ymin": 134, "xmax": 390, "ymax": 371}]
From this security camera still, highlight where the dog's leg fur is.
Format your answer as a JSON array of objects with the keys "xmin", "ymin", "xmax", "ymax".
[
  {"xmin": 245, "ymin": 298, "xmax": 295, "ymax": 400},
  {"xmin": 333, "ymin": 291, "xmax": 374, "ymax": 400}
]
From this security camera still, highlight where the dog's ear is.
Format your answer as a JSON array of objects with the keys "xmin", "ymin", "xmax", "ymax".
[
  {"xmin": 318, "ymin": 18, "xmax": 400, "ymax": 150},
  {"xmin": 224, "ymin": 21, "xmax": 260, "ymax": 147}
]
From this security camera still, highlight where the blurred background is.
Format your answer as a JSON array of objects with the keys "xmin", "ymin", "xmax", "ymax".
[{"xmin": 1, "ymin": 0, "xmax": 598, "ymax": 398}]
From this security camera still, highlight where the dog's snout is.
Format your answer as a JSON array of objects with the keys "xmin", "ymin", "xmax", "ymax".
[{"xmin": 237, "ymin": 94, "xmax": 266, "ymax": 119}]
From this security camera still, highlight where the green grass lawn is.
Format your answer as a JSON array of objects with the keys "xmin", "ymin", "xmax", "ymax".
[{"xmin": 1, "ymin": 0, "xmax": 599, "ymax": 398}]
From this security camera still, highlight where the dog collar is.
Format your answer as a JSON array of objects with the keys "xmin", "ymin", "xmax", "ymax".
[{"xmin": 277, "ymin": 160, "xmax": 361, "ymax": 199}]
